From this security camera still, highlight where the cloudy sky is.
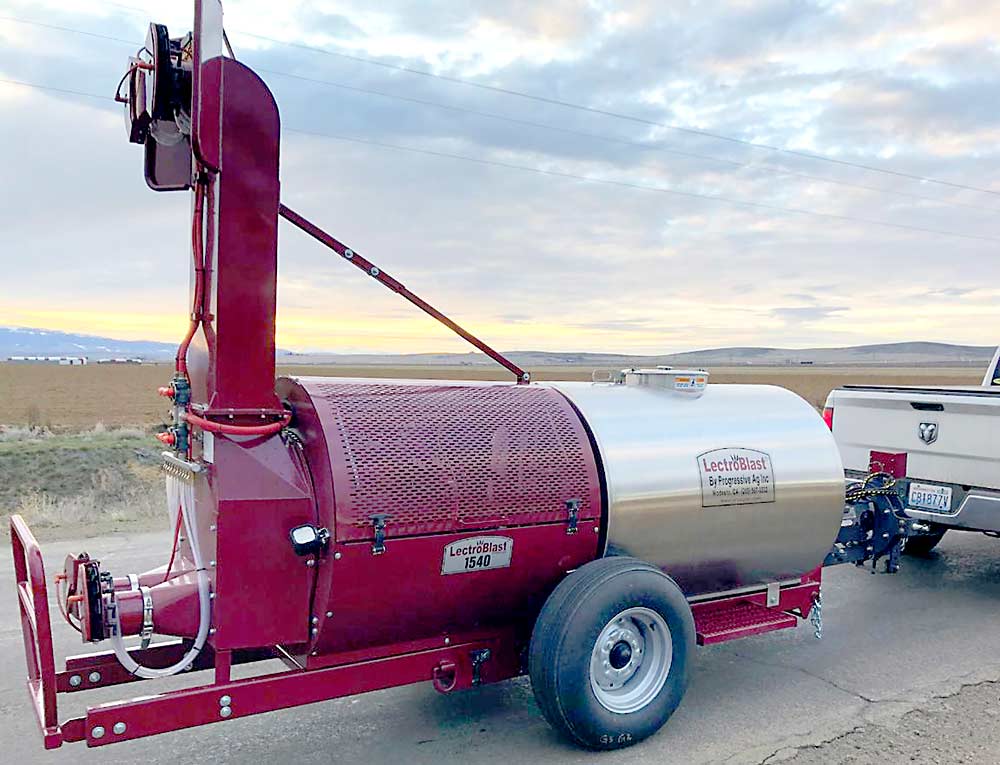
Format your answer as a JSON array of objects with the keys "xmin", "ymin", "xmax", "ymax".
[{"xmin": 1, "ymin": 0, "xmax": 999, "ymax": 354}]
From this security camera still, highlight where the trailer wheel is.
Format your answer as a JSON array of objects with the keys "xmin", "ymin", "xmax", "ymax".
[
  {"xmin": 528, "ymin": 556, "xmax": 694, "ymax": 750},
  {"xmin": 904, "ymin": 525, "xmax": 947, "ymax": 556}
]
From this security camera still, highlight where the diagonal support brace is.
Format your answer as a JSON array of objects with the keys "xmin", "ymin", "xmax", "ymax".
[{"xmin": 278, "ymin": 203, "xmax": 529, "ymax": 384}]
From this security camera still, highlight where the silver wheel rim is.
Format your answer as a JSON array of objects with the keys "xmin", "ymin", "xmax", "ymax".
[{"xmin": 589, "ymin": 606, "xmax": 672, "ymax": 714}]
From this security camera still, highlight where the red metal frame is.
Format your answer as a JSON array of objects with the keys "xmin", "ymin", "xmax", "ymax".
[
  {"xmin": 78, "ymin": 632, "xmax": 520, "ymax": 747},
  {"xmin": 10, "ymin": 516, "xmax": 61, "ymax": 749},
  {"xmin": 12, "ymin": 510, "xmax": 822, "ymax": 750},
  {"xmin": 58, "ymin": 641, "xmax": 214, "ymax": 694},
  {"xmin": 278, "ymin": 204, "xmax": 529, "ymax": 384},
  {"xmin": 11, "ymin": 511, "xmax": 525, "ymax": 749}
]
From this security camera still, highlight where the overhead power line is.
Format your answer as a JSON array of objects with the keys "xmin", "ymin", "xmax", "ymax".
[
  {"xmin": 0, "ymin": 15, "xmax": 135, "ymax": 46},
  {"xmin": 10, "ymin": 10, "xmax": 995, "ymax": 199},
  {"xmin": 231, "ymin": 29, "xmax": 1000, "ymax": 199},
  {"xmin": 258, "ymin": 67, "xmax": 1000, "ymax": 215},
  {"xmin": 0, "ymin": 76, "xmax": 117, "ymax": 102},
  {"xmin": 4, "ymin": 13, "xmax": 999, "ymax": 211},
  {"xmin": 283, "ymin": 126, "xmax": 1000, "ymax": 244},
  {"xmin": 4, "ymin": 74, "xmax": 998, "ymax": 244}
]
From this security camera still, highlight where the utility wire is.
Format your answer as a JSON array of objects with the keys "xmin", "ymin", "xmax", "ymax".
[
  {"xmin": 0, "ymin": 76, "xmax": 117, "ymax": 102},
  {"xmin": 5, "ymin": 76, "xmax": 997, "ymax": 244},
  {"xmin": 4, "ymin": 13, "xmax": 999, "ymax": 212},
  {"xmin": 0, "ymin": 15, "xmax": 135, "ymax": 46},
  {"xmin": 258, "ymin": 67, "xmax": 1000, "ymax": 215},
  {"xmin": 11, "ymin": 10, "xmax": 995, "ymax": 199},
  {"xmin": 232, "ymin": 29, "xmax": 1000, "ymax": 199},
  {"xmin": 284, "ymin": 126, "xmax": 1000, "ymax": 244}
]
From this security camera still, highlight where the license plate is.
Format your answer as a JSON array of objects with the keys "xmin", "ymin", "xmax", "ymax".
[{"xmin": 908, "ymin": 482, "xmax": 953, "ymax": 512}]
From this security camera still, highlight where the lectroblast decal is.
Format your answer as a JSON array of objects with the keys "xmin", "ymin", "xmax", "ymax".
[
  {"xmin": 441, "ymin": 536, "xmax": 514, "ymax": 574},
  {"xmin": 697, "ymin": 448, "xmax": 775, "ymax": 507}
]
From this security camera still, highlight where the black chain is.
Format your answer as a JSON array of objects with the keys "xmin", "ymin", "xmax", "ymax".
[{"xmin": 845, "ymin": 471, "xmax": 899, "ymax": 503}]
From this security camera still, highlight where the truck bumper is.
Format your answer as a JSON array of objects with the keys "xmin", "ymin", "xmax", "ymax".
[
  {"xmin": 845, "ymin": 471, "xmax": 1000, "ymax": 535},
  {"xmin": 905, "ymin": 490, "xmax": 1000, "ymax": 533}
]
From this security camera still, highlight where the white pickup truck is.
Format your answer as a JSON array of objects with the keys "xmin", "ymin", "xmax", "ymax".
[{"xmin": 824, "ymin": 347, "xmax": 1000, "ymax": 554}]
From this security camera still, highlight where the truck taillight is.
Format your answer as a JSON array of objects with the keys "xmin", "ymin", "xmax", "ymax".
[{"xmin": 822, "ymin": 406, "xmax": 834, "ymax": 430}]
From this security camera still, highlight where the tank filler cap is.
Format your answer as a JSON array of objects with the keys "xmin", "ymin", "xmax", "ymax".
[{"xmin": 623, "ymin": 368, "xmax": 708, "ymax": 397}]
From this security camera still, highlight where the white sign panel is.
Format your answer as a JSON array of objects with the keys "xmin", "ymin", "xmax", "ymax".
[
  {"xmin": 698, "ymin": 448, "xmax": 775, "ymax": 507},
  {"xmin": 441, "ymin": 536, "xmax": 513, "ymax": 575}
]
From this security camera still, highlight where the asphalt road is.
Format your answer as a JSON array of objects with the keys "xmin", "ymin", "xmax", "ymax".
[{"xmin": 4, "ymin": 529, "xmax": 1000, "ymax": 764}]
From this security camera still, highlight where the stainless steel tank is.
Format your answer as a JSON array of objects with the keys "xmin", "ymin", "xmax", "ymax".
[{"xmin": 550, "ymin": 369, "xmax": 845, "ymax": 596}]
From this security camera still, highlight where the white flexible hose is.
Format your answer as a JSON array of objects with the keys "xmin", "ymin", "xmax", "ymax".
[
  {"xmin": 166, "ymin": 473, "xmax": 182, "ymax": 545},
  {"xmin": 110, "ymin": 474, "xmax": 212, "ymax": 678}
]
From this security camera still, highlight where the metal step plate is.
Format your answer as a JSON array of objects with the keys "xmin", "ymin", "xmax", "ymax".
[{"xmin": 694, "ymin": 600, "xmax": 798, "ymax": 645}]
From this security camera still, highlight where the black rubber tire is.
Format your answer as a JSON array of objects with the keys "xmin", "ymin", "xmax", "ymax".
[
  {"xmin": 528, "ymin": 556, "xmax": 695, "ymax": 750},
  {"xmin": 904, "ymin": 525, "xmax": 947, "ymax": 556}
]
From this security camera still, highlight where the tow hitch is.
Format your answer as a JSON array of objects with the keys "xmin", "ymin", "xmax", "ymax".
[{"xmin": 825, "ymin": 472, "xmax": 917, "ymax": 573}]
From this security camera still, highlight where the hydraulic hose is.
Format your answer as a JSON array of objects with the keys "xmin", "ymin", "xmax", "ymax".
[
  {"xmin": 183, "ymin": 410, "xmax": 291, "ymax": 436},
  {"xmin": 175, "ymin": 178, "xmax": 207, "ymax": 377}
]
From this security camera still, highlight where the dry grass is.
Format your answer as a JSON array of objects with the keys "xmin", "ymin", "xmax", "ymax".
[
  {"xmin": 0, "ymin": 427, "xmax": 166, "ymax": 536},
  {"xmin": 704, "ymin": 366, "xmax": 982, "ymax": 409},
  {"xmin": 11, "ymin": 463, "xmax": 165, "ymax": 530},
  {"xmin": 0, "ymin": 362, "xmax": 983, "ymax": 429},
  {"xmin": 276, "ymin": 363, "xmax": 983, "ymax": 410}
]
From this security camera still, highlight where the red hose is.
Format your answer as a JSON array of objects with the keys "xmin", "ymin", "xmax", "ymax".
[
  {"xmin": 176, "ymin": 179, "xmax": 207, "ymax": 376},
  {"xmin": 161, "ymin": 505, "xmax": 184, "ymax": 584},
  {"xmin": 55, "ymin": 577, "xmax": 82, "ymax": 634},
  {"xmin": 170, "ymin": 175, "xmax": 287, "ymax": 444},
  {"xmin": 183, "ymin": 411, "xmax": 290, "ymax": 436}
]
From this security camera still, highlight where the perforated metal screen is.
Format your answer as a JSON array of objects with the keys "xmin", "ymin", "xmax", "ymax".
[{"xmin": 299, "ymin": 381, "xmax": 601, "ymax": 542}]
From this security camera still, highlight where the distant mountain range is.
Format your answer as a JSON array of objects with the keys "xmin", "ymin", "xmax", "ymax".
[
  {"xmin": 282, "ymin": 341, "xmax": 995, "ymax": 367},
  {"xmin": 0, "ymin": 327, "xmax": 178, "ymax": 359},
  {"xmin": 3, "ymin": 327, "xmax": 990, "ymax": 366}
]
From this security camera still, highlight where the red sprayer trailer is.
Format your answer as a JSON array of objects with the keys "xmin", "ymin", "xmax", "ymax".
[{"xmin": 10, "ymin": 0, "xmax": 914, "ymax": 751}]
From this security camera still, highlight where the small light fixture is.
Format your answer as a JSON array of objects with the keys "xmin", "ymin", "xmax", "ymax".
[{"xmin": 288, "ymin": 524, "xmax": 330, "ymax": 557}]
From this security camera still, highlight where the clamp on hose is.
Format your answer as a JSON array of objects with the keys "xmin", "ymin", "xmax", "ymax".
[{"xmin": 139, "ymin": 586, "xmax": 154, "ymax": 649}]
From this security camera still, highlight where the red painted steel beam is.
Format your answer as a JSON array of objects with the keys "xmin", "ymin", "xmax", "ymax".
[
  {"xmin": 61, "ymin": 642, "xmax": 207, "ymax": 693},
  {"xmin": 10, "ymin": 515, "xmax": 62, "ymax": 749},
  {"xmin": 59, "ymin": 643, "xmax": 277, "ymax": 694},
  {"xmin": 74, "ymin": 637, "xmax": 519, "ymax": 747},
  {"xmin": 278, "ymin": 203, "xmax": 530, "ymax": 384}
]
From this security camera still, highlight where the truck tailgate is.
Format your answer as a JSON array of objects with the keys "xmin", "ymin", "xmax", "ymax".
[{"xmin": 832, "ymin": 385, "xmax": 1000, "ymax": 489}]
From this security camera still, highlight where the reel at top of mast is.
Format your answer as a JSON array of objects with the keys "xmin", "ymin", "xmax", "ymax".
[{"xmin": 118, "ymin": 23, "xmax": 194, "ymax": 190}]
